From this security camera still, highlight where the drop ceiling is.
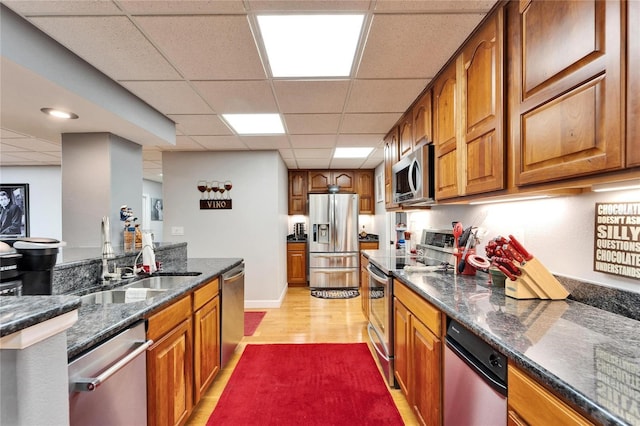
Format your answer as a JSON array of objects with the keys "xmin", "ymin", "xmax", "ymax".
[{"xmin": 0, "ymin": 0, "xmax": 496, "ymax": 182}]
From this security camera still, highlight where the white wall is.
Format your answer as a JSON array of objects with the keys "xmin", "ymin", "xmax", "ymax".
[
  {"xmin": 161, "ymin": 151, "xmax": 288, "ymax": 307},
  {"xmin": 0, "ymin": 166, "xmax": 62, "ymax": 241},
  {"xmin": 398, "ymin": 189, "xmax": 640, "ymax": 294}
]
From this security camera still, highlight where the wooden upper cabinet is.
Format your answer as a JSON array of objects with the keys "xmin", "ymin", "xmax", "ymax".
[
  {"xmin": 413, "ymin": 88, "xmax": 433, "ymax": 147},
  {"xmin": 384, "ymin": 128, "xmax": 400, "ymax": 210},
  {"xmin": 461, "ymin": 8, "xmax": 505, "ymax": 195},
  {"xmin": 398, "ymin": 114, "xmax": 414, "ymax": 159},
  {"xmin": 627, "ymin": 0, "xmax": 640, "ymax": 167},
  {"xmin": 288, "ymin": 170, "xmax": 307, "ymax": 215},
  {"xmin": 308, "ymin": 170, "xmax": 354, "ymax": 192},
  {"xmin": 508, "ymin": 0, "xmax": 623, "ymax": 186},
  {"xmin": 355, "ymin": 170, "xmax": 375, "ymax": 214},
  {"xmin": 433, "ymin": 61, "xmax": 459, "ymax": 200}
]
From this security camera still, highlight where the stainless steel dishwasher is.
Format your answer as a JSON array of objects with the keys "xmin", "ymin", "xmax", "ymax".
[
  {"xmin": 444, "ymin": 318, "xmax": 507, "ymax": 426},
  {"xmin": 68, "ymin": 321, "xmax": 152, "ymax": 426},
  {"xmin": 221, "ymin": 262, "xmax": 245, "ymax": 367}
]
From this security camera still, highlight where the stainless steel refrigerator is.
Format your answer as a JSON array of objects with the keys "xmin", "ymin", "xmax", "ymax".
[{"xmin": 308, "ymin": 193, "xmax": 359, "ymax": 288}]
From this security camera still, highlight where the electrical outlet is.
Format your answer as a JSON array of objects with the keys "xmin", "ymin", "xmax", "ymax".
[{"xmin": 171, "ymin": 226, "xmax": 184, "ymax": 236}]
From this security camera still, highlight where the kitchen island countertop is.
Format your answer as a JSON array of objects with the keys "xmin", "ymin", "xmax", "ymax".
[
  {"xmin": 0, "ymin": 258, "xmax": 241, "ymax": 359},
  {"xmin": 364, "ymin": 249, "xmax": 639, "ymax": 426}
]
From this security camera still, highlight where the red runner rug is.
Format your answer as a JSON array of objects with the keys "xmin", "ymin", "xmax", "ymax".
[
  {"xmin": 244, "ymin": 311, "xmax": 266, "ymax": 336},
  {"xmin": 206, "ymin": 343, "xmax": 404, "ymax": 425}
]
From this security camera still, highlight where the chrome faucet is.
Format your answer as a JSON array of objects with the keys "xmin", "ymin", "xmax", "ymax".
[{"xmin": 101, "ymin": 216, "xmax": 119, "ymax": 282}]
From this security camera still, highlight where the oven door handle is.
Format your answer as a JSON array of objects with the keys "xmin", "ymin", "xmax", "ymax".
[
  {"xmin": 312, "ymin": 268, "xmax": 356, "ymax": 274},
  {"xmin": 367, "ymin": 323, "xmax": 390, "ymax": 362},
  {"xmin": 367, "ymin": 265, "xmax": 388, "ymax": 285},
  {"xmin": 73, "ymin": 339, "xmax": 153, "ymax": 392}
]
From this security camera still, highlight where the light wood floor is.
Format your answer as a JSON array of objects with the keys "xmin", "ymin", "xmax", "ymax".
[{"xmin": 186, "ymin": 286, "xmax": 419, "ymax": 425}]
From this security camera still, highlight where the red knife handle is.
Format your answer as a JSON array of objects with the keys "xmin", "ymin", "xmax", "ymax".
[
  {"xmin": 503, "ymin": 244, "xmax": 524, "ymax": 263},
  {"xmin": 496, "ymin": 264, "xmax": 517, "ymax": 281},
  {"xmin": 508, "ymin": 235, "xmax": 533, "ymax": 261},
  {"xmin": 493, "ymin": 257, "xmax": 521, "ymax": 275}
]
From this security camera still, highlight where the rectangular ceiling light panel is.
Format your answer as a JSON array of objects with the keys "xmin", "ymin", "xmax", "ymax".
[
  {"xmin": 257, "ymin": 14, "xmax": 365, "ymax": 78},
  {"xmin": 222, "ymin": 113, "xmax": 285, "ymax": 134}
]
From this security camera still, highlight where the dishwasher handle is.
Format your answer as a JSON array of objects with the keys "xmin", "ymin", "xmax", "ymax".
[
  {"xmin": 223, "ymin": 265, "xmax": 245, "ymax": 282},
  {"xmin": 73, "ymin": 339, "xmax": 153, "ymax": 392}
]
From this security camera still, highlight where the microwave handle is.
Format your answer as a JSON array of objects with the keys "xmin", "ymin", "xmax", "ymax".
[{"xmin": 408, "ymin": 159, "xmax": 417, "ymax": 193}]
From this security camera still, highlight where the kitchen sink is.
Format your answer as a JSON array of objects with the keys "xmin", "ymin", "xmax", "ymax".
[
  {"xmin": 80, "ymin": 288, "xmax": 167, "ymax": 305},
  {"xmin": 122, "ymin": 275, "xmax": 197, "ymax": 290}
]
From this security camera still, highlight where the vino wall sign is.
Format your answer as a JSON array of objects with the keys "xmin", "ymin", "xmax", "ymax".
[
  {"xmin": 197, "ymin": 180, "xmax": 233, "ymax": 210},
  {"xmin": 594, "ymin": 202, "xmax": 640, "ymax": 279}
]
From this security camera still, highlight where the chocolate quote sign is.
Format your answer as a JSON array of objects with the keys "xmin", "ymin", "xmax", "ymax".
[{"xmin": 594, "ymin": 202, "xmax": 640, "ymax": 279}]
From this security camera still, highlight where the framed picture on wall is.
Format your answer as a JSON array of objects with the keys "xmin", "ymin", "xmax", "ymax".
[
  {"xmin": 0, "ymin": 183, "xmax": 29, "ymax": 238},
  {"xmin": 376, "ymin": 173, "xmax": 384, "ymax": 203},
  {"xmin": 151, "ymin": 198, "xmax": 163, "ymax": 221}
]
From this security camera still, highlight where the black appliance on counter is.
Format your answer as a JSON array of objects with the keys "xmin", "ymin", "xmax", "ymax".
[
  {"xmin": 0, "ymin": 251, "xmax": 23, "ymax": 295},
  {"xmin": 13, "ymin": 238, "xmax": 65, "ymax": 295}
]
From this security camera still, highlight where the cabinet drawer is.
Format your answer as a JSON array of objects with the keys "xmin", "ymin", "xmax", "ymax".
[
  {"xmin": 146, "ymin": 295, "xmax": 192, "ymax": 342},
  {"xmin": 508, "ymin": 364, "xmax": 593, "ymax": 426},
  {"xmin": 394, "ymin": 280, "xmax": 441, "ymax": 336},
  {"xmin": 193, "ymin": 278, "xmax": 219, "ymax": 311}
]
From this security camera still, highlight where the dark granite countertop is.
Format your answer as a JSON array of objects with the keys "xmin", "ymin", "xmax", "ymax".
[
  {"xmin": 364, "ymin": 249, "xmax": 639, "ymax": 426},
  {"xmin": 65, "ymin": 258, "xmax": 241, "ymax": 359},
  {"xmin": 0, "ymin": 295, "xmax": 81, "ymax": 337}
]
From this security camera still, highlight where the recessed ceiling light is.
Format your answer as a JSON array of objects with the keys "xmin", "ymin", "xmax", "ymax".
[
  {"xmin": 257, "ymin": 14, "xmax": 364, "ymax": 78},
  {"xmin": 334, "ymin": 147, "xmax": 373, "ymax": 158},
  {"xmin": 40, "ymin": 108, "xmax": 78, "ymax": 119},
  {"xmin": 222, "ymin": 113, "xmax": 285, "ymax": 135}
]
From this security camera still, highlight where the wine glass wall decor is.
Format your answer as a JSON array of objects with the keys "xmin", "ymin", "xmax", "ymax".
[{"xmin": 197, "ymin": 179, "xmax": 233, "ymax": 209}]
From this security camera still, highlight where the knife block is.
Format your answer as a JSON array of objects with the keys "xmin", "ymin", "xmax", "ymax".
[{"xmin": 505, "ymin": 258, "xmax": 569, "ymax": 300}]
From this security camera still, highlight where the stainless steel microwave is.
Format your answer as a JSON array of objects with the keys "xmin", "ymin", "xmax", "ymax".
[{"xmin": 392, "ymin": 144, "xmax": 435, "ymax": 205}]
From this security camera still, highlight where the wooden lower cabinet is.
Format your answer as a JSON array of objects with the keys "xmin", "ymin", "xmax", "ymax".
[
  {"xmin": 147, "ymin": 316, "xmax": 193, "ymax": 426},
  {"xmin": 287, "ymin": 242, "xmax": 307, "ymax": 286},
  {"xmin": 508, "ymin": 363, "xmax": 593, "ymax": 426},
  {"xmin": 146, "ymin": 279, "xmax": 221, "ymax": 426},
  {"xmin": 394, "ymin": 280, "xmax": 442, "ymax": 426},
  {"xmin": 193, "ymin": 296, "xmax": 220, "ymax": 403}
]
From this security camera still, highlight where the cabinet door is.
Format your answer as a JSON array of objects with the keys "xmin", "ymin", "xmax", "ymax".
[
  {"xmin": 433, "ymin": 61, "xmax": 459, "ymax": 200},
  {"xmin": 355, "ymin": 170, "xmax": 374, "ymax": 214},
  {"xmin": 332, "ymin": 171, "xmax": 355, "ymax": 192},
  {"xmin": 399, "ymin": 114, "xmax": 414, "ymax": 159},
  {"xmin": 508, "ymin": 0, "xmax": 623, "ymax": 185},
  {"xmin": 462, "ymin": 8, "xmax": 505, "ymax": 195},
  {"xmin": 413, "ymin": 89, "xmax": 433, "ymax": 147},
  {"xmin": 193, "ymin": 297, "xmax": 220, "ymax": 404},
  {"xmin": 384, "ymin": 128, "xmax": 400, "ymax": 210},
  {"xmin": 393, "ymin": 299, "xmax": 410, "ymax": 397},
  {"xmin": 288, "ymin": 171, "xmax": 307, "ymax": 215},
  {"xmin": 308, "ymin": 171, "xmax": 332, "ymax": 192},
  {"xmin": 147, "ymin": 318, "xmax": 193, "ymax": 426},
  {"xmin": 628, "ymin": 0, "xmax": 640, "ymax": 167},
  {"xmin": 410, "ymin": 317, "xmax": 442, "ymax": 426},
  {"xmin": 287, "ymin": 242, "xmax": 307, "ymax": 286}
]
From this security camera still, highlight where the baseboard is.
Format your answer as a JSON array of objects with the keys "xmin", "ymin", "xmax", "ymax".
[{"xmin": 244, "ymin": 283, "xmax": 287, "ymax": 309}]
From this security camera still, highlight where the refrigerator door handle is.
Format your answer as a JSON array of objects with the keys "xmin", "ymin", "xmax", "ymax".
[{"xmin": 312, "ymin": 268, "xmax": 357, "ymax": 274}]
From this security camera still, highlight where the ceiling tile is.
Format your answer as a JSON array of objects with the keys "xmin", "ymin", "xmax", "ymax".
[
  {"xmin": 192, "ymin": 135, "xmax": 249, "ymax": 150},
  {"xmin": 121, "ymin": 81, "xmax": 213, "ymax": 114},
  {"xmin": 336, "ymin": 134, "xmax": 385, "ymax": 147},
  {"xmin": 346, "ymin": 79, "xmax": 426, "ymax": 113},
  {"xmin": 28, "ymin": 16, "xmax": 180, "ymax": 80},
  {"xmin": 374, "ymin": 1, "xmax": 496, "ymax": 12},
  {"xmin": 284, "ymin": 114, "xmax": 341, "ymax": 134},
  {"xmin": 161, "ymin": 135, "xmax": 205, "ymax": 150},
  {"xmin": 3, "ymin": 1, "xmax": 122, "ymax": 15},
  {"xmin": 296, "ymin": 158, "xmax": 330, "ymax": 168},
  {"xmin": 273, "ymin": 80, "xmax": 350, "ymax": 113},
  {"xmin": 142, "ymin": 149, "xmax": 163, "ymax": 161},
  {"xmin": 4, "ymin": 150, "xmax": 60, "ymax": 162},
  {"xmin": 193, "ymin": 80, "xmax": 278, "ymax": 113},
  {"xmin": 278, "ymin": 149, "xmax": 294, "ymax": 159},
  {"xmin": 289, "ymin": 135, "xmax": 336, "ymax": 148},
  {"xmin": 134, "ymin": 15, "xmax": 266, "ymax": 80},
  {"xmin": 120, "ymin": 1, "xmax": 247, "ymax": 15},
  {"xmin": 241, "ymin": 135, "xmax": 290, "ymax": 149},
  {"xmin": 294, "ymin": 148, "xmax": 333, "ymax": 159},
  {"xmin": 168, "ymin": 114, "xmax": 232, "ymax": 136},
  {"xmin": 1, "ymin": 129, "xmax": 29, "ymax": 138},
  {"xmin": 340, "ymin": 113, "xmax": 401, "ymax": 133},
  {"xmin": 3, "ymin": 138, "xmax": 61, "ymax": 151},
  {"xmin": 282, "ymin": 158, "xmax": 298, "ymax": 168},
  {"xmin": 358, "ymin": 13, "xmax": 485, "ymax": 79},
  {"xmin": 329, "ymin": 158, "xmax": 367, "ymax": 168}
]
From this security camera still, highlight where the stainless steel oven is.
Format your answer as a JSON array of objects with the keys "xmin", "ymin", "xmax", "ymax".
[{"xmin": 366, "ymin": 261, "xmax": 395, "ymax": 387}]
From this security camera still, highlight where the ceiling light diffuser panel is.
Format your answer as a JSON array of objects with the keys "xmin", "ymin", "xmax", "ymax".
[{"xmin": 257, "ymin": 14, "xmax": 365, "ymax": 78}]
